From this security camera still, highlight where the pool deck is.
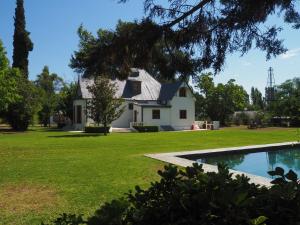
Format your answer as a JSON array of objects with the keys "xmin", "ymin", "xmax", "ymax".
[{"xmin": 145, "ymin": 141, "xmax": 300, "ymax": 187}]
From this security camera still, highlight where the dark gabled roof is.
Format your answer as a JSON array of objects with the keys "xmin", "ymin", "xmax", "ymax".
[
  {"xmin": 159, "ymin": 81, "xmax": 183, "ymax": 101},
  {"xmin": 79, "ymin": 69, "xmax": 161, "ymax": 101}
]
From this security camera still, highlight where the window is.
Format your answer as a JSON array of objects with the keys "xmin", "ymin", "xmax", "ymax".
[
  {"xmin": 179, "ymin": 87, "xmax": 187, "ymax": 97},
  {"xmin": 128, "ymin": 103, "xmax": 133, "ymax": 110},
  {"xmin": 152, "ymin": 109, "xmax": 160, "ymax": 119},
  {"xmin": 76, "ymin": 105, "xmax": 82, "ymax": 124},
  {"xmin": 179, "ymin": 110, "xmax": 187, "ymax": 119},
  {"xmin": 131, "ymin": 81, "xmax": 141, "ymax": 95}
]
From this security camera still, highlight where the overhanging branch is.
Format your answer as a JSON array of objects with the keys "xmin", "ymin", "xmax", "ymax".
[{"xmin": 166, "ymin": 0, "xmax": 213, "ymax": 28}]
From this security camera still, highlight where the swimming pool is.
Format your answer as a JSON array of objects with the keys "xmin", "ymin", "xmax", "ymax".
[
  {"xmin": 145, "ymin": 142, "xmax": 300, "ymax": 186},
  {"xmin": 192, "ymin": 145, "xmax": 300, "ymax": 178}
]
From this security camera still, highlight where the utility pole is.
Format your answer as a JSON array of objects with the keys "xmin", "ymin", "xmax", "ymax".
[{"xmin": 265, "ymin": 67, "xmax": 276, "ymax": 104}]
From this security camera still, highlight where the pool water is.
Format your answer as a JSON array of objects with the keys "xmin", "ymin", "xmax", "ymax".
[{"xmin": 196, "ymin": 146, "xmax": 300, "ymax": 178}]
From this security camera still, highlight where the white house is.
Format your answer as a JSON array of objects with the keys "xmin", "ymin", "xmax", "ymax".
[{"xmin": 73, "ymin": 68, "xmax": 196, "ymax": 131}]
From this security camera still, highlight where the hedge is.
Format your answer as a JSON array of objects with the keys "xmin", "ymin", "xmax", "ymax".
[
  {"xmin": 84, "ymin": 126, "xmax": 110, "ymax": 133},
  {"xmin": 133, "ymin": 125, "xmax": 159, "ymax": 132},
  {"xmin": 45, "ymin": 164, "xmax": 300, "ymax": 225}
]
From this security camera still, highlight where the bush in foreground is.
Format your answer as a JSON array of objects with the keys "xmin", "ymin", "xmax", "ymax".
[{"xmin": 44, "ymin": 164, "xmax": 300, "ymax": 225}]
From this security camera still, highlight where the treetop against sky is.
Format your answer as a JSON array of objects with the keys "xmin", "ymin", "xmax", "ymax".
[{"xmin": 0, "ymin": 0, "xmax": 299, "ymax": 93}]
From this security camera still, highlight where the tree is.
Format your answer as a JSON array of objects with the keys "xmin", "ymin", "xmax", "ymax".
[
  {"xmin": 0, "ymin": 40, "xmax": 21, "ymax": 116},
  {"xmin": 35, "ymin": 66, "xmax": 64, "ymax": 127},
  {"xmin": 74, "ymin": 0, "xmax": 300, "ymax": 81},
  {"xmin": 271, "ymin": 78, "xmax": 300, "ymax": 123},
  {"xmin": 56, "ymin": 82, "xmax": 78, "ymax": 123},
  {"xmin": 250, "ymin": 87, "xmax": 264, "ymax": 110},
  {"xmin": 70, "ymin": 21, "xmax": 198, "ymax": 81},
  {"xmin": 196, "ymin": 73, "xmax": 249, "ymax": 125},
  {"xmin": 87, "ymin": 77, "xmax": 124, "ymax": 135},
  {"xmin": 6, "ymin": 77, "xmax": 40, "ymax": 131},
  {"xmin": 12, "ymin": 0, "xmax": 33, "ymax": 78}
]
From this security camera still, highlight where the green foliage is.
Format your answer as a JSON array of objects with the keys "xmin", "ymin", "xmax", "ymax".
[
  {"xmin": 56, "ymin": 82, "xmax": 78, "ymax": 122},
  {"xmin": 0, "ymin": 39, "xmax": 9, "ymax": 71},
  {"xmin": 43, "ymin": 213, "xmax": 85, "ymax": 225},
  {"xmin": 87, "ymin": 77, "xmax": 124, "ymax": 135},
  {"xmin": 270, "ymin": 78, "xmax": 300, "ymax": 125},
  {"xmin": 35, "ymin": 66, "xmax": 64, "ymax": 127},
  {"xmin": 12, "ymin": 0, "xmax": 33, "ymax": 78},
  {"xmin": 250, "ymin": 216, "xmax": 268, "ymax": 225},
  {"xmin": 6, "ymin": 77, "xmax": 40, "ymax": 131},
  {"xmin": 70, "ymin": 21, "xmax": 197, "ymax": 81},
  {"xmin": 88, "ymin": 199, "xmax": 129, "ymax": 225},
  {"xmin": 80, "ymin": 0, "xmax": 300, "ymax": 79},
  {"xmin": 84, "ymin": 126, "xmax": 111, "ymax": 133},
  {"xmin": 0, "ymin": 38, "xmax": 38, "ymax": 130},
  {"xmin": 133, "ymin": 125, "xmax": 159, "ymax": 132},
  {"xmin": 47, "ymin": 164, "xmax": 300, "ymax": 225},
  {"xmin": 196, "ymin": 73, "xmax": 249, "ymax": 125},
  {"xmin": 0, "ymin": 40, "xmax": 21, "ymax": 113},
  {"xmin": 250, "ymin": 87, "xmax": 264, "ymax": 110}
]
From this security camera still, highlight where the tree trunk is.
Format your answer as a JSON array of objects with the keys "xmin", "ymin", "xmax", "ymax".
[{"xmin": 104, "ymin": 121, "xmax": 107, "ymax": 136}]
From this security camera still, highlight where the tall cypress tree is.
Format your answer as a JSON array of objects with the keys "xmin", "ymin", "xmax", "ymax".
[{"xmin": 12, "ymin": 0, "xmax": 33, "ymax": 78}]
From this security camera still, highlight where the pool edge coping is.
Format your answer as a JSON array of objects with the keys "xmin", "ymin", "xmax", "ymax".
[{"xmin": 145, "ymin": 141, "xmax": 299, "ymax": 187}]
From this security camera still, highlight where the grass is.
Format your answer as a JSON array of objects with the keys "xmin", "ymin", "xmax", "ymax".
[{"xmin": 0, "ymin": 126, "xmax": 298, "ymax": 224}]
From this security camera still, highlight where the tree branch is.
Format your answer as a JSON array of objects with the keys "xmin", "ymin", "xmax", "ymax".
[{"xmin": 166, "ymin": 0, "xmax": 213, "ymax": 28}]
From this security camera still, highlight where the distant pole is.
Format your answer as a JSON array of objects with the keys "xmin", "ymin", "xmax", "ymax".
[{"xmin": 265, "ymin": 67, "xmax": 276, "ymax": 104}]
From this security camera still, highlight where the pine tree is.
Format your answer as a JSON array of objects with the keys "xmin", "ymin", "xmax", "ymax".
[{"xmin": 12, "ymin": 0, "xmax": 33, "ymax": 78}]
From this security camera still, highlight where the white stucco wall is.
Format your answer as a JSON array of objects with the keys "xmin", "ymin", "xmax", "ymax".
[
  {"xmin": 74, "ymin": 100, "xmax": 135, "ymax": 130},
  {"xmin": 111, "ymin": 101, "xmax": 133, "ymax": 128},
  {"xmin": 169, "ymin": 84, "xmax": 195, "ymax": 130},
  {"xmin": 142, "ymin": 107, "xmax": 171, "ymax": 126}
]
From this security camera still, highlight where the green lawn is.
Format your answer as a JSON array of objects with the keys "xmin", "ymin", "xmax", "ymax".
[{"xmin": 0, "ymin": 126, "xmax": 298, "ymax": 224}]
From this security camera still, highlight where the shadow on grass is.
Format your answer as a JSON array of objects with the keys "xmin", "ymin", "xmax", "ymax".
[
  {"xmin": 0, "ymin": 128, "xmax": 17, "ymax": 134},
  {"xmin": 0, "ymin": 127, "xmax": 35, "ymax": 134},
  {"xmin": 36, "ymin": 127, "xmax": 65, "ymax": 132},
  {"xmin": 48, "ymin": 133, "xmax": 104, "ymax": 138}
]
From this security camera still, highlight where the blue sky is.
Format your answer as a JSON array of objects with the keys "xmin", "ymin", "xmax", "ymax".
[{"xmin": 0, "ymin": 0, "xmax": 299, "ymax": 94}]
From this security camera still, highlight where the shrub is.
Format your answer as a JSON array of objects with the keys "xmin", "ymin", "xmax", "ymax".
[
  {"xmin": 133, "ymin": 126, "xmax": 159, "ymax": 132},
  {"xmin": 85, "ymin": 126, "xmax": 111, "ymax": 133},
  {"xmin": 57, "ymin": 123, "xmax": 66, "ymax": 129},
  {"xmin": 46, "ymin": 164, "xmax": 300, "ymax": 225}
]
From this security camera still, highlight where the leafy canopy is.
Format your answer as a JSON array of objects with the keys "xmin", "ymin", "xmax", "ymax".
[
  {"xmin": 271, "ymin": 78, "xmax": 300, "ymax": 120},
  {"xmin": 0, "ymin": 40, "xmax": 21, "ymax": 114},
  {"xmin": 35, "ymin": 66, "xmax": 64, "ymax": 127},
  {"xmin": 196, "ymin": 73, "xmax": 249, "ymax": 124},
  {"xmin": 74, "ymin": 0, "xmax": 300, "ymax": 80},
  {"xmin": 251, "ymin": 87, "xmax": 264, "ymax": 110},
  {"xmin": 6, "ymin": 77, "xmax": 40, "ymax": 131},
  {"xmin": 87, "ymin": 77, "xmax": 124, "ymax": 135},
  {"xmin": 70, "ymin": 21, "xmax": 198, "ymax": 81}
]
